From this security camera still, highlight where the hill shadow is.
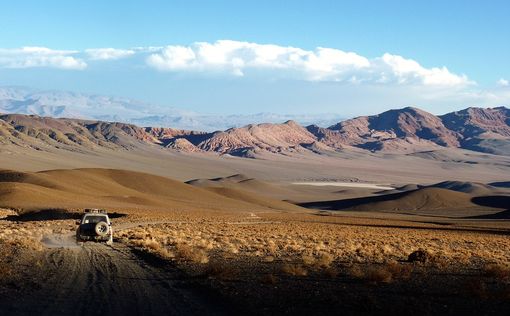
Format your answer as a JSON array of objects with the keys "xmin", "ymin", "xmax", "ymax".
[
  {"xmin": 2, "ymin": 208, "xmax": 127, "ymax": 222},
  {"xmin": 298, "ymin": 190, "xmax": 411, "ymax": 210},
  {"xmin": 299, "ymin": 190, "xmax": 510, "ymax": 220},
  {"xmin": 489, "ymin": 181, "xmax": 510, "ymax": 188},
  {"xmin": 467, "ymin": 196, "xmax": 510, "ymax": 219}
]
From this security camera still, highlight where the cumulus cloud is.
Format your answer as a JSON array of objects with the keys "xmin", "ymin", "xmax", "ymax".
[
  {"xmin": 146, "ymin": 40, "xmax": 371, "ymax": 79},
  {"xmin": 85, "ymin": 48, "xmax": 135, "ymax": 60},
  {"xmin": 0, "ymin": 47, "xmax": 86, "ymax": 70},
  {"xmin": 376, "ymin": 53, "xmax": 470, "ymax": 86},
  {"xmin": 497, "ymin": 78, "xmax": 509, "ymax": 87},
  {"xmin": 0, "ymin": 41, "xmax": 475, "ymax": 88},
  {"xmin": 145, "ymin": 40, "xmax": 470, "ymax": 86}
]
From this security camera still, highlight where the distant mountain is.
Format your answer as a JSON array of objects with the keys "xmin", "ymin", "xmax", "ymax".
[
  {"xmin": 0, "ymin": 113, "xmax": 158, "ymax": 150},
  {"xmin": 439, "ymin": 107, "xmax": 510, "ymax": 155},
  {"xmin": 326, "ymin": 107, "xmax": 461, "ymax": 152},
  {"xmin": 0, "ymin": 87, "xmax": 345, "ymax": 131},
  {"xmin": 0, "ymin": 103, "xmax": 508, "ymax": 158},
  {"xmin": 143, "ymin": 106, "xmax": 510, "ymax": 156}
]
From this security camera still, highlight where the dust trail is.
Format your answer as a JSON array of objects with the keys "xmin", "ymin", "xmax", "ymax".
[{"xmin": 41, "ymin": 233, "xmax": 81, "ymax": 249}]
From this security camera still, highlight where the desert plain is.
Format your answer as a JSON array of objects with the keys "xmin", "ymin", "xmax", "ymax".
[{"xmin": 0, "ymin": 108, "xmax": 509, "ymax": 315}]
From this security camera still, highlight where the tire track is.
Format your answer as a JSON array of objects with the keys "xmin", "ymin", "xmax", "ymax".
[{"xmin": 6, "ymin": 242, "xmax": 228, "ymax": 316}]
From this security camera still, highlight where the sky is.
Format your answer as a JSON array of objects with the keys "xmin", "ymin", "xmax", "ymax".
[{"xmin": 0, "ymin": 0, "xmax": 509, "ymax": 116}]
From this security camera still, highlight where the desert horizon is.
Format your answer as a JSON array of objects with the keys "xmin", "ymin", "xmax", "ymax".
[{"xmin": 1, "ymin": 1, "xmax": 510, "ymax": 315}]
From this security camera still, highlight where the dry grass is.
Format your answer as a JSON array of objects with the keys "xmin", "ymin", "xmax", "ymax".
[
  {"xmin": 324, "ymin": 267, "xmax": 339, "ymax": 278},
  {"xmin": 205, "ymin": 261, "xmax": 237, "ymax": 280},
  {"xmin": 175, "ymin": 244, "xmax": 209, "ymax": 264},
  {"xmin": 282, "ymin": 264, "xmax": 307, "ymax": 276},
  {"xmin": 159, "ymin": 215, "xmax": 504, "ymax": 267},
  {"xmin": 385, "ymin": 261, "xmax": 413, "ymax": 280},
  {"xmin": 348, "ymin": 265, "xmax": 366, "ymax": 279},
  {"xmin": 301, "ymin": 253, "xmax": 316, "ymax": 266},
  {"xmin": 0, "ymin": 211, "xmax": 47, "ymax": 285},
  {"xmin": 347, "ymin": 262, "xmax": 413, "ymax": 284},
  {"xmin": 316, "ymin": 252, "xmax": 334, "ymax": 268},
  {"xmin": 365, "ymin": 266, "xmax": 393, "ymax": 284},
  {"xmin": 115, "ymin": 210, "xmax": 510, "ymax": 284},
  {"xmin": 143, "ymin": 240, "xmax": 175, "ymax": 259},
  {"xmin": 125, "ymin": 228, "xmax": 210, "ymax": 264},
  {"xmin": 3, "ymin": 205, "xmax": 504, "ymax": 290},
  {"xmin": 0, "ymin": 243, "xmax": 14, "ymax": 280},
  {"xmin": 483, "ymin": 263, "xmax": 510, "ymax": 280},
  {"xmin": 260, "ymin": 274, "xmax": 278, "ymax": 285}
]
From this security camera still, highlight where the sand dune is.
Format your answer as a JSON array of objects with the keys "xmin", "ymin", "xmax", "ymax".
[
  {"xmin": 428, "ymin": 181, "xmax": 497, "ymax": 195},
  {"xmin": 378, "ymin": 183, "xmax": 423, "ymax": 194},
  {"xmin": 187, "ymin": 174, "xmax": 296, "ymax": 199},
  {"xmin": 205, "ymin": 187, "xmax": 303, "ymax": 212},
  {"xmin": 0, "ymin": 168, "xmax": 304, "ymax": 214},
  {"xmin": 300, "ymin": 186, "xmax": 507, "ymax": 217}
]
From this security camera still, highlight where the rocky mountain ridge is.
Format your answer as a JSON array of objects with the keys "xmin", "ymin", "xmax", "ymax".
[{"xmin": 0, "ymin": 106, "xmax": 508, "ymax": 157}]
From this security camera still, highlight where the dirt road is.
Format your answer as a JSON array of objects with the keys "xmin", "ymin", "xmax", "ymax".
[{"xmin": 2, "ymin": 241, "xmax": 229, "ymax": 316}]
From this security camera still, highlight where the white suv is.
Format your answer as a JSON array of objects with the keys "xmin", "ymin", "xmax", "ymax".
[{"xmin": 76, "ymin": 209, "xmax": 113, "ymax": 245}]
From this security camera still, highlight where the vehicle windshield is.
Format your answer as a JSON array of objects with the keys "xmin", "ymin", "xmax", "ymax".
[{"xmin": 82, "ymin": 215, "xmax": 107, "ymax": 224}]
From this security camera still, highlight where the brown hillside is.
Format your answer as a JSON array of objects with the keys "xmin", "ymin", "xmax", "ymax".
[
  {"xmin": 0, "ymin": 168, "xmax": 303, "ymax": 214},
  {"xmin": 1, "ymin": 107, "xmax": 509, "ymax": 156},
  {"xmin": 328, "ymin": 107, "xmax": 461, "ymax": 151},
  {"xmin": 186, "ymin": 174, "xmax": 295, "ymax": 199},
  {"xmin": 206, "ymin": 187, "xmax": 303, "ymax": 212},
  {"xmin": 195, "ymin": 120, "xmax": 320, "ymax": 155}
]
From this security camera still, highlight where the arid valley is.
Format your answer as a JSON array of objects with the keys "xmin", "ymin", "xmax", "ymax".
[
  {"xmin": 0, "ymin": 105, "xmax": 509, "ymax": 315},
  {"xmin": 3, "ymin": 2, "xmax": 510, "ymax": 315}
]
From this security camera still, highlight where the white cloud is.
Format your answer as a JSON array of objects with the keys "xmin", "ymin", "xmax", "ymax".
[
  {"xmin": 0, "ymin": 41, "xmax": 476, "ymax": 88},
  {"xmin": 147, "ymin": 45, "xmax": 197, "ymax": 70},
  {"xmin": 145, "ymin": 40, "xmax": 470, "ymax": 87},
  {"xmin": 377, "ymin": 53, "xmax": 470, "ymax": 86},
  {"xmin": 0, "ymin": 47, "xmax": 86, "ymax": 70},
  {"xmin": 497, "ymin": 78, "xmax": 509, "ymax": 87},
  {"xmin": 85, "ymin": 48, "xmax": 135, "ymax": 60},
  {"xmin": 147, "ymin": 40, "xmax": 371, "ymax": 79}
]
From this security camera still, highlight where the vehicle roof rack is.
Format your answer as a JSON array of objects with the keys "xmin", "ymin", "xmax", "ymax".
[{"xmin": 84, "ymin": 208, "xmax": 107, "ymax": 214}]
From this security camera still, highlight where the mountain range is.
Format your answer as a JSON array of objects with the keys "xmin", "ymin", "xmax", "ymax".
[
  {"xmin": 0, "ymin": 87, "xmax": 344, "ymax": 131},
  {"xmin": 0, "ymin": 105, "xmax": 508, "ymax": 158}
]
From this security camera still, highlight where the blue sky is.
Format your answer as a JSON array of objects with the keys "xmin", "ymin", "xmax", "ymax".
[{"xmin": 0, "ymin": 0, "xmax": 509, "ymax": 116}]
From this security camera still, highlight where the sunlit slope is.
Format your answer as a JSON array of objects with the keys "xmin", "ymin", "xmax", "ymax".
[{"xmin": 0, "ymin": 168, "xmax": 304, "ymax": 213}]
